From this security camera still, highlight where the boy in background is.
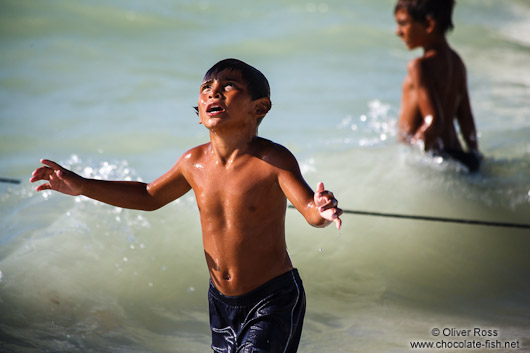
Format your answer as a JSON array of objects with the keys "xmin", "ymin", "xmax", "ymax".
[
  {"xmin": 394, "ymin": 0, "xmax": 482, "ymax": 171},
  {"xmin": 31, "ymin": 58, "xmax": 342, "ymax": 353}
]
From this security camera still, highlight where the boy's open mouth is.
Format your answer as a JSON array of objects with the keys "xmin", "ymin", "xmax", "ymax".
[{"xmin": 206, "ymin": 104, "xmax": 225, "ymax": 115}]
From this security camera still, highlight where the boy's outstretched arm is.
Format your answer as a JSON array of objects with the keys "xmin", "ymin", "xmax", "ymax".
[
  {"xmin": 275, "ymin": 147, "xmax": 342, "ymax": 229},
  {"xmin": 31, "ymin": 158, "xmax": 191, "ymax": 211}
]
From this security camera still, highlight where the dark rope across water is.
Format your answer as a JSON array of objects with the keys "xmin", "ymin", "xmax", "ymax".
[
  {"xmin": 0, "ymin": 178, "xmax": 21, "ymax": 185},
  {"xmin": 288, "ymin": 205, "xmax": 530, "ymax": 230}
]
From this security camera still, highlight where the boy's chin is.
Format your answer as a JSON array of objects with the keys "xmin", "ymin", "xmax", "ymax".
[{"xmin": 404, "ymin": 41, "xmax": 421, "ymax": 50}]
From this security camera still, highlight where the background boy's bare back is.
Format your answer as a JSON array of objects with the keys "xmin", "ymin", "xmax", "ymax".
[{"xmin": 400, "ymin": 47, "xmax": 469, "ymax": 149}]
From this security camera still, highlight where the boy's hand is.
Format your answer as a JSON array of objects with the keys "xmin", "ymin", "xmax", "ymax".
[
  {"xmin": 314, "ymin": 182, "xmax": 342, "ymax": 229},
  {"xmin": 30, "ymin": 159, "xmax": 84, "ymax": 196}
]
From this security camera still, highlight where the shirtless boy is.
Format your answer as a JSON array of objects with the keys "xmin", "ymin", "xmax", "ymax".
[
  {"xmin": 30, "ymin": 58, "xmax": 342, "ymax": 352},
  {"xmin": 394, "ymin": 0, "xmax": 482, "ymax": 171}
]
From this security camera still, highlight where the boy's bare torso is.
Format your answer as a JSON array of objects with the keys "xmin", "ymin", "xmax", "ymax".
[
  {"xmin": 181, "ymin": 138, "xmax": 296, "ymax": 296},
  {"xmin": 399, "ymin": 47, "xmax": 467, "ymax": 150}
]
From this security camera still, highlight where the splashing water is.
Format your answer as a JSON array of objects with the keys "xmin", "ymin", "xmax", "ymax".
[{"xmin": 336, "ymin": 99, "xmax": 398, "ymax": 147}]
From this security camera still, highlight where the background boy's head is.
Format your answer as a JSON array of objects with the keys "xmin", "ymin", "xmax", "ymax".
[
  {"xmin": 394, "ymin": 0, "xmax": 455, "ymax": 34},
  {"xmin": 196, "ymin": 58, "xmax": 271, "ymax": 125}
]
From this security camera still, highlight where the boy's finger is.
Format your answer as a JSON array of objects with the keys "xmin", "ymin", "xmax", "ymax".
[
  {"xmin": 318, "ymin": 199, "xmax": 338, "ymax": 212},
  {"xmin": 41, "ymin": 159, "xmax": 62, "ymax": 171},
  {"xmin": 334, "ymin": 217, "xmax": 342, "ymax": 229},
  {"xmin": 316, "ymin": 182, "xmax": 324, "ymax": 193},
  {"xmin": 30, "ymin": 166, "xmax": 52, "ymax": 182},
  {"xmin": 36, "ymin": 183, "xmax": 52, "ymax": 192}
]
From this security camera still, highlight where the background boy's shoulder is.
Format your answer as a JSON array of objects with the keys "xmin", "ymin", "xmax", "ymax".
[
  {"xmin": 406, "ymin": 56, "xmax": 432, "ymax": 83},
  {"xmin": 407, "ymin": 54, "xmax": 438, "ymax": 73},
  {"xmin": 449, "ymin": 48, "xmax": 467, "ymax": 75}
]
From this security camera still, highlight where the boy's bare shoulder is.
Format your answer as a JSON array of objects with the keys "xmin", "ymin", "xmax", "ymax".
[
  {"xmin": 406, "ymin": 57, "xmax": 431, "ymax": 85},
  {"xmin": 449, "ymin": 47, "xmax": 465, "ymax": 64},
  {"xmin": 407, "ymin": 57, "xmax": 423, "ymax": 71},
  {"xmin": 176, "ymin": 142, "xmax": 211, "ymax": 165},
  {"xmin": 450, "ymin": 48, "xmax": 468, "ymax": 76},
  {"xmin": 407, "ymin": 55, "xmax": 436, "ymax": 75},
  {"xmin": 409, "ymin": 48, "xmax": 466, "ymax": 75},
  {"xmin": 254, "ymin": 137, "xmax": 299, "ymax": 170}
]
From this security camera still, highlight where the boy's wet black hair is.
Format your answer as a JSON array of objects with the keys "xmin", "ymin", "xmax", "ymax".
[
  {"xmin": 194, "ymin": 59, "xmax": 271, "ymax": 124},
  {"xmin": 204, "ymin": 58, "xmax": 270, "ymax": 101},
  {"xmin": 394, "ymin": 0, "xmax": 456, "ymax": 34}
]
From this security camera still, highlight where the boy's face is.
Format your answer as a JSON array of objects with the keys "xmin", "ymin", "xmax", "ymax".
[
  {"xmin": 395, "ymin": 9, "xmax": 428, "ymax": 50},
  {"xmin": 197, "ymin": 69, "xmax": 256, "ymax": 131}
]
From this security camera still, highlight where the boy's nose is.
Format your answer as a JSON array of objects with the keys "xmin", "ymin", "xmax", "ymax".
[
  {"xmin": 209, "ymin": 91, "xmax": 221, "ymax": 99},
  {"xmin": 209, "ymin": 83, "xmax": 222, "ymax": 99}
]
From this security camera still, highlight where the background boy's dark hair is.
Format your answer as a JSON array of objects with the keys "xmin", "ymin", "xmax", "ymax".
[
  {"xmin": 394, "ymin": 0, "xmax": 456, "ymax": 34},
  {"xmin": 194, "ymin": 59, "xmax": 271, "ymax": 125}
]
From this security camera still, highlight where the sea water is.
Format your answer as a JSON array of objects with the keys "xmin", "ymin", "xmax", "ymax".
[{"xmin": 1, "ymin": 0, "xmax": 529, "ymax": 352}]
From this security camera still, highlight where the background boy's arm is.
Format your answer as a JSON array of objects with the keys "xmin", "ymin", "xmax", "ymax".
[
  {"xmin": 31, "ymin": 158, "xmax": 191, "ymax": 211},
  {"xmin": 409, "ymin": 59, "xmax": 443, "ymax": 151},
  {"xmin": 275, "ymin": 147, "xmax": 342, "ymax": 229},
  {"xmin": 455, "ymin": 69, "xmax": 480, "ymax": 154}
]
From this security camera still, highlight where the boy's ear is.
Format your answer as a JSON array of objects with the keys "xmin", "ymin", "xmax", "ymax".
[
  {"xmin": 425, "ymin": 15, "xmax": 436, "ymax": 34},
  {"xmin": 194, "ymin": 106, "xmax": 202, "ymax": 124},
  {"xmin": 254, "ymin": 98, "xmax": 272, "ymax": 118}
]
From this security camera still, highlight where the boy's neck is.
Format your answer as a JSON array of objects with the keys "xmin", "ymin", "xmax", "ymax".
[
  {"xmin": 422, "ymin": 33, "xmax": 450, "ymax": 54},
  {"xmin": 209, "ymin": 127, "xmax": 258, "ymax": 165}
]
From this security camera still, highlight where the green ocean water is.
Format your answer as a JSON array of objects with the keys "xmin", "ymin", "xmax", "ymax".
[{"xmin": 1, "ymin": 0, "xmax": 529, "ymax": 352}]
